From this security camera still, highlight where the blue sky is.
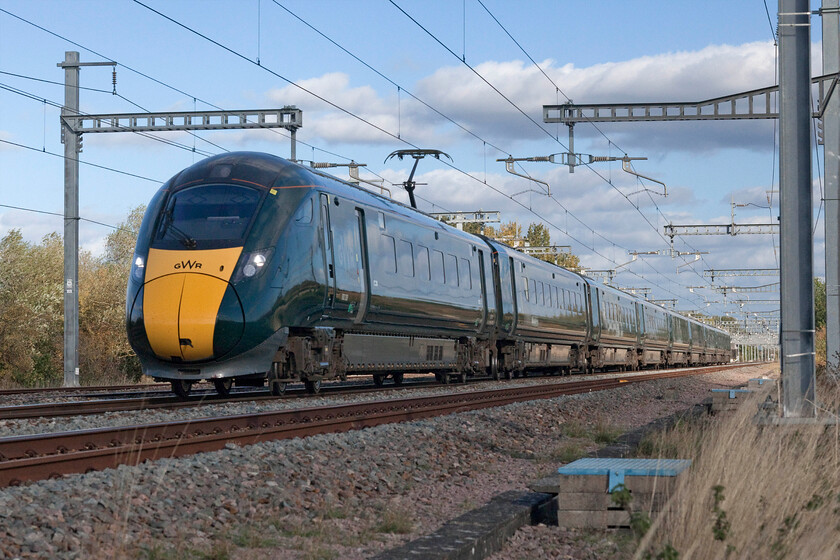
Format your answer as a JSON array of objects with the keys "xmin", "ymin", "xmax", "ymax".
[{"xmin": 0, "ymin": 0, "xmax": 827, "ymax": 323}]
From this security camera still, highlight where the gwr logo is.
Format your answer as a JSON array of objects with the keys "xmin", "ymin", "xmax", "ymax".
[{"xmin": 174, "ymin": 260, "xmax": 202, "ymax": 270}]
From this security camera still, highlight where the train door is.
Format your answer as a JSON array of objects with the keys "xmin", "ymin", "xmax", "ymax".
[
  {"xmin": 588, "ymin": 285, "xmax": 601, "ymax": 342},
  {"xmin": 476, "ymin": 249, "xmax": 488, "ymax": 332},
  {"xmin": 508, "ymin": 257, "xmax": 518, "ymax": 334},
  {"xmin": 319, "ymin": 193, "xmax": 336, "ymax": 309},
  {"xmin": 353, "ymin": 208, "xmax": 370, "ymax": 324}
]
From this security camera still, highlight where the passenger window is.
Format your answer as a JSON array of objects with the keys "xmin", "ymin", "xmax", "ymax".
[
  {"xmin": 531, "ymin": 279, "xmax": 537, "ymax": 304},
  {"xmin": 523, "ymin": 277, "xmax": 530, "ymax": 301},
  {"xmin": 378, "ymin": 212, "xmax": 386, "ymax": 229},
  {"xmin": 432, "ymin": 250, "xmax": 445, "ymax": 283},
  {"xmin": 383, "ymin": 235, "xmax": 397, "ymax": 273},
  {"xmin": 416, "ymin": 245, "xmax": 431, "ymax": 281},
  {"xmin": 446, "ymin": 254, "xmax": 459, "ymax": 286},
  {"xmin": 460, "ymin": 258, "xmax": 471, "ymax": 289},
  {"xmin": 398, "ymin": 239, "xmax": 414, "ymax": 277}
]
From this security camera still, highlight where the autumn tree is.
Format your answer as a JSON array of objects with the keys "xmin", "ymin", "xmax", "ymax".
[
  {"xmin": 79, "ymin": 206, "xmax": 145, "ymax": 382},
  {"xmin": 524, "ymin": 222, "xmax": 582, "ymax": 270},
  {"xmin": 0, "ymin": 205, "xmax": 146, "ymax": 387}
]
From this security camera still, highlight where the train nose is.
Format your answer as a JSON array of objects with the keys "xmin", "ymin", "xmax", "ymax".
[{"xmin": 143, "ymin": 273, "xmax": 243, "ymax": 362}]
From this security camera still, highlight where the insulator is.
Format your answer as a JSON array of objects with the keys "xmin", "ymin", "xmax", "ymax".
[{"xmin": 589, "ymin": 156, "xmax": 613, "ymax": 162}]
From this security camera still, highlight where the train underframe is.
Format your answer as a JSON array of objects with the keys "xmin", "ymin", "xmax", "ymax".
[{"xmin": 256, "ymin": 328, "xmax": 729, "ymax": 396}]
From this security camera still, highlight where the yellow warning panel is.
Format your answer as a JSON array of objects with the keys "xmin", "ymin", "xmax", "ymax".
[
  {"xmin": 178, "ymin": 274, "xmax": 230, "ymax": 361},
  {"xmin": 143, "ymin": 274, "xmax": 185, "ymax": 359},
  {"xmin": 145, "ymin": 247, "xmax": 243, "ymax": 282}
]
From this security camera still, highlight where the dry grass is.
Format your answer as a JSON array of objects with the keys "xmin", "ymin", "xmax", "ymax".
[{"xmin": 635, "ymin": 372, "xmax": 840, "ymax": 559}]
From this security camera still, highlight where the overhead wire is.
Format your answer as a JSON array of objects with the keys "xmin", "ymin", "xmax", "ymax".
[
  {"xmin": 0, "ymin": 81, "xmax": 218, "ymax": 157},
  {"xmin": 133, "ymin": 0, "xmax": 702, "ymax": 307},
  {"xmin": 0, "ymin": 7, "xmax": 344, "ymax": 163},
  {"xmin": 389, "ymin": 0, "xmax": 725, "ymax": 311},
  {"xmin": 475, "ymin": 0, "xmax": 780, "ymax": 309},
  {"xmin": 269, "ymin": 0, "xmax": 709, "ymax": 307}
]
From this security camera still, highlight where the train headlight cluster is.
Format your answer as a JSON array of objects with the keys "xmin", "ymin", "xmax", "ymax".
[
  {"xmin": 233, "ymin": 248, "xmax": 273, "ymax": 283},
  {"xmin": 131, "ymin": 254, "xmax": 145, "ymax": 281}
]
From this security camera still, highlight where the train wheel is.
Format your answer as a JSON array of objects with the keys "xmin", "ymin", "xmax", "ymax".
[
  {"xmin": 441, "ymin": 373, "xmax": 450, "ymax": 384},
  {"xmin": 489, "ymin": 353, "xmax": 500, "ymax": 381},
  {"xmin": 456, "ymin": 373, "xmax": 467, "ymax": 384},
  {"xmin": 305, "ymin": 380, "xmax": 322, "ymax": 394},
  {"xmin": 373, "ymin": 374, "xmax": 386, "ymax": 387},
  {"xmin": 171, "ymin": 379, "xmax": 192, "ymax": 399},
  {"xmin": 392, "ymin": 373, "xmax": 404, "ymax": 386},
  {"xmin": 213, "ymin": 378, "xmax": 233, "ymax": 397},
  {"xmin": 270, "ymin": 380, "xmax": 288, "ymax": 396}
]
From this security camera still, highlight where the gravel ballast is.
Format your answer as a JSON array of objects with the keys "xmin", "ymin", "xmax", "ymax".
[{"xmin": 0, "ymin": 364, "xmax": 774, "ymax": 559}]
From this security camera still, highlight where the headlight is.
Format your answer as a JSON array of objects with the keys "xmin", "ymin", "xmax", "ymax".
[
  {"xmin": 232, "ymin": 248, "xmax": 274, "ymax": 283},
  {"xmin": 131, "ymin": 253, "xmax": 145, "ymax": 281}
]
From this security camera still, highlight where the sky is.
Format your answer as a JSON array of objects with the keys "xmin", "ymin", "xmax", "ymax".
[{"xmin": 0, "ymin": 0, "xmax": 830, "ymax": 330}]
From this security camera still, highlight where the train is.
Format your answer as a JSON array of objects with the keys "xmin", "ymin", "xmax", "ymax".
[{"xmin": 126, "ymin": 152, "xmax": 732, "ymax": 397}]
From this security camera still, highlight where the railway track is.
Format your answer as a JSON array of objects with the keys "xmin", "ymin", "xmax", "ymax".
[
  {"xmin": 0, "ymin": 363, "xmax": 753, "ymax": 487},
  {"xmin": 0, "ymin": 363, "xmax": 760, "ymax": 420},
  {"xmin": 0, "ymin": 377, "xmax": 442, "ymax": 420}
]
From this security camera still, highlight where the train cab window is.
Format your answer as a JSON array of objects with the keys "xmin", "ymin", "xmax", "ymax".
[
  {"xmin": 432, "ymin": 249, "xmax": 445, "ymax": 283},
  {"xmin": 459, "ymin": 258, "xmax": 471, "ymax": 289},
  {"xmin": 154, "ymin": 184, "xmax": 262, "ymax": 248},
  {"xmin": 398, "ymin": 239, "xmax": 415, "ymax": 277},
  {"xmin": 416, "ymin": 245, "xmax": 431, "ymax": 281},
  {"xmin": 293, "ymin": 198, "xmax": 313, "ymax": 224}
]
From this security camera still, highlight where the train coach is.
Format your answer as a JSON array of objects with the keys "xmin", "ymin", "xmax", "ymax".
[{"xmin": 126, "ymin": 152, "xmax": 731, "ymax": 397}]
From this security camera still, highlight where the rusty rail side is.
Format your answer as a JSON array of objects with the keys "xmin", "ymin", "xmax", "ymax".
[{"xmin": 0, "ymin": 363, "xmax": 759, "ymax": 487}]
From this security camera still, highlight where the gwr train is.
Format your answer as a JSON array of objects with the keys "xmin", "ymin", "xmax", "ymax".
[{"xmin": 126, "ymin": 152, "xmax": 732, "ymax": 397}]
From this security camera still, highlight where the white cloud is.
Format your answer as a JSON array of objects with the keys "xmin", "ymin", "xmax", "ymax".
[{"xmin": 263, "ymin": 40, "xmax": 787, "ymax": 156}]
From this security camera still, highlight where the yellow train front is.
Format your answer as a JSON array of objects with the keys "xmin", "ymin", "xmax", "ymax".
[{"xmin": 126, "ymin": 152, "xmax": 323, "ymax": 397}]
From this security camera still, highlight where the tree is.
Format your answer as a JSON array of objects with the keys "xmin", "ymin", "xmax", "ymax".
[
  {"xmin": 0, "ymin": 205, "xmax": 147, "ymax": 387},
  {"xmin": 524, "ymin": 222, "xmax": 581, "ymax": 270},
  {"xmin": 814, "ymin": 277, "xmax": 826, "ymax": 331},
  {"xmin": 79, "ymin": 206, "xmax": 146, "ymax": 382}
]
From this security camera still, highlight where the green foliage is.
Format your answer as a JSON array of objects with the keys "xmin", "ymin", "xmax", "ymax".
[
  {"xmin": 374, "ymin": 506, "xmax": 414, "ymax": 534},
  {"xmin": 630, "ymin": 511, "xmax": 652, "ymax": 539},
  {"xmin": 0, "ymin": 206, "xmax": 145, "ymax": 387},
  {"xmin": 814, "ymin": 277, "xmax": 826, "ymax": 330},
  {"xmin": 610, "ymin": 483, "xmax": 651, "ymax": 539},
  {"xmin": 712, "ymin": 485, "xmax": 731, "ymax": 542},
  {"xmin": 610, "ymin": 483, "xmax": 633, "ymax": 509}
]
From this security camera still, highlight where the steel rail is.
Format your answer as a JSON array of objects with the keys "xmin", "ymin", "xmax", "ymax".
[
  {"xmin": 0, "ymin": 378, "xmax": 445, "ymax": 420},
  {"xmin": 0, "ymin": 383, "xmax": 160, "ymax": 397},
  {"xmin": 0, "ymin": 363, "xmax": 757, "ymax": 487}
]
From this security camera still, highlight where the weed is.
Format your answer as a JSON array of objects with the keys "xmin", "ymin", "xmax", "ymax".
[
  {"xmin": 561, "ymin": 419, "xmax": 589, "ymax": 438},
  {"xmin": 229, "ymin": 525, "xmax": 277, "ymax": 548},
  {"xmin": 711, "ymin": 485, "xmax": 730, "ymax": 542},
  {"xmin": 549, "ymin": 442, "xmax": 586, "ymax": 464},
  {"xmin": 592, "ymin": 419, "xmax": 623, "ymax": 444},
  {"xmin": 374, "ymin": 505, "xmax": 414, "ymax": 534}
]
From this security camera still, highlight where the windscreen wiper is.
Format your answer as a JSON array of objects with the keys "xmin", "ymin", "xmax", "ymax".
[{"xmin": 161, "ymin": 209, "xmax": 197, "ymax": 249}]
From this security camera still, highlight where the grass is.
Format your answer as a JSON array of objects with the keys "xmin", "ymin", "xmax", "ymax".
[
  {"xmin": 633, "ymin": 368, "xmax": 840, "ymax": 559},
  {"xmin": 374, "ymin": 504, "xmax": 414, "ymax": 534}
]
